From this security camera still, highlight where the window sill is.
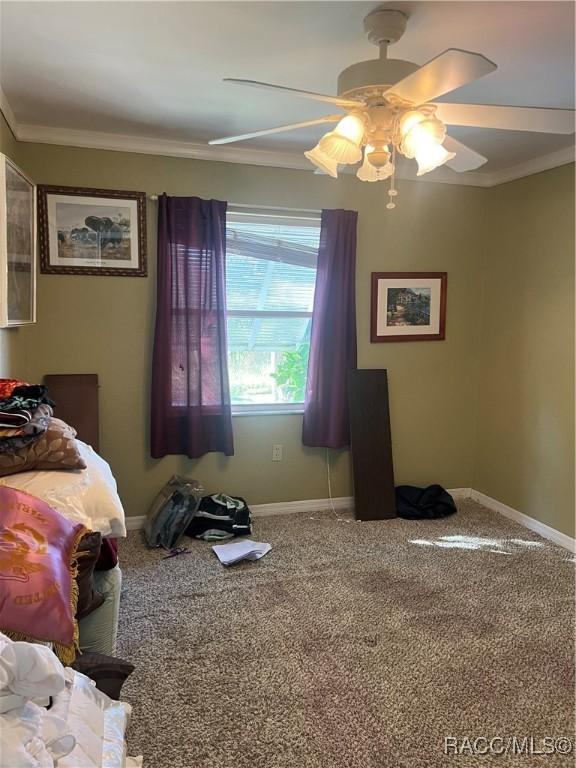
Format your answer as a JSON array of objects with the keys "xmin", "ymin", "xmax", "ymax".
[{"xmin": 232, "ymin": 408, "xmax": 304, "ymax": 417}]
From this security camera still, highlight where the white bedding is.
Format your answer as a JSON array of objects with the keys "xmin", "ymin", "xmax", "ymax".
[
  {"xmin": 0, "ymin": 632, "xmax": 142, "ymax": 767},
  {"xmin": 0, "ymin": 441, "xmax": 126, "ymax": 538}
]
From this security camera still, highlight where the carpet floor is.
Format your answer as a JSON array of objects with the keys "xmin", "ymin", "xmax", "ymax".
[{"xmin": 117, "ymin": 500, "xmax": 575, "ymax": 768}]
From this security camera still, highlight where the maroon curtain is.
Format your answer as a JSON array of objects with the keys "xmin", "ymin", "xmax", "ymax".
[
  {"xmin": 302, "ymin": 209, "xmax": 358, "ymax": 449},
  {"xmin": 151, "ymin": 195, "xmax": 234, "ymax": 458}
]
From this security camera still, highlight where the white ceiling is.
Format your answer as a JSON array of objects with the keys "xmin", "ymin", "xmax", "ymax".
[{"xmin": 0, "ymin": 1, "xmax": 574, "ymax": 178}]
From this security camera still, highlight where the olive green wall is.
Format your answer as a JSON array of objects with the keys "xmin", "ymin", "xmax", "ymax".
[
  {"xmin": 9, "ymin": 138, "xmax": 574, "ymax": 536},
  {"xmin": 14, "ymin": 142, "xmax": 487, "ymax": 516},
  {"xmin": 475, "ymin": 164, "xmax": 575, "ymax": 538},
  {"xmin": 0, "ymin": 109, "xmax": 26, "ymax": 378}
]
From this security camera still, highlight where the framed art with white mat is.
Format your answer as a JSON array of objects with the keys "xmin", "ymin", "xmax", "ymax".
[
  {"xmin": 38, "ymin": 185, "xmax": 146, "ymax": 276},
  {"xmin": 371, "ymin": 272, "xmax": 447, "ymax": 342}
]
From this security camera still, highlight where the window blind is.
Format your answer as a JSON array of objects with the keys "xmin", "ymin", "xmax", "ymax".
[{"xmin": 225, "ymin": 212, "xmax": 320, "ymax": 350}]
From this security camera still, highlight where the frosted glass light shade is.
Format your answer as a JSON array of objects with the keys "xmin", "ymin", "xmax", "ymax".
[
  {"xmin": 415, "ymin": 143, "xmax": 456, "ymax": 175},
  {"xmin": 304, "ymin": 144, "xmax": 339, "ymax": 177},
  {"xmin": 319, "ymin": 132, "xmax": 363, "ymax": 164},
  {"xmin": 398, "ymin": 107, "xmax": 452, "ymax": 174},
  {"xmin": 400, "ymin": 115, "xmax": 446, "ymax": 159},
  {"xmin": 318, "ymin": 113, "xmax": 365, "ymax": 165},
  {"xmin": 399, "ymin": 110, "xmax": 425, "ymax": 137},
  {"xmin": 335, "ymin": 114, "xmax": 365, "ymax": 143},
  {"xmin": 357, "ymin": 147, "xmax": 394, "ymax": 182},
  {"xmin": 357, "ymin": 161, "xmax": 395, "ymax": 182}
]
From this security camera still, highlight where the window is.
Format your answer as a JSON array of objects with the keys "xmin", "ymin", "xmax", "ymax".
[{"xmin": 225, "ymin": 208, "xmax": 320, "ymax": 412}]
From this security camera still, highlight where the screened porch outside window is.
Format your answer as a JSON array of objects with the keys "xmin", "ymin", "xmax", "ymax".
[{"xmin": 225, "ymin": 209, "xmax": 320, "ymax": 413}]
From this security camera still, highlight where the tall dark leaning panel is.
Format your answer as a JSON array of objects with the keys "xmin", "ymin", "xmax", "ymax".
[
  {"xmin": 348, "ymin": 369, "xmax": 396, "ymax": 521},
  {"xmin": 43, "ymin": 373, "xmax": 100, "ymax": 452}
]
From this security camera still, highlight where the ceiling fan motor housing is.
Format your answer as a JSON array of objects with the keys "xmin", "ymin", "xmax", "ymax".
[
  {"xmin": 338, "ymin": 8, "xmax": 418, "ymax": 99},
  {"xmin": 337, "ymin": 58, "xmax": 419, "ymax": 100}
]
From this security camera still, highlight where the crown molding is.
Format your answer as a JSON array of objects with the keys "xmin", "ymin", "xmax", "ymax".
[
  {"xmin": 487, "ymin": 144, "xmax": 575, "ymax": 186},
  {"xmin": 5, "ymin": 114, "xmax": 574, "ymax": 189},
  {"xmin": 0, "ymin": 87, "xmax": 18, "ymax": 139},
  {"xmin": 13, "ymin": 122, "xmax": 315, "ymax": 172},
  {"xmin": 7, "ymin": 121, "xmax": 496, "ymax": 187}
]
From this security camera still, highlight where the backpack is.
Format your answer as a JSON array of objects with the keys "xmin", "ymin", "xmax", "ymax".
[
  {"xmin": 144, "ymin": 475, "xmax": 203, "ymax": 549},
  {"xmin": 395, "ymin": 484, "xmax": 457, "ymax": 519}
]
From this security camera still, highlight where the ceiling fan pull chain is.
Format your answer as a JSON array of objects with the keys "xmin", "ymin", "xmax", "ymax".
[{"xmin": 386, "ymin": 147, "xmax": 398, "ymax": 210}]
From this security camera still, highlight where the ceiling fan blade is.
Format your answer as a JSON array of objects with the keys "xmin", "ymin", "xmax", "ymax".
[
  {"xmin": 209, "ymin": 115, "xmax": 342, "ymax": 146},
  {"xmin": 385, "ymin": 49, "xmax": 497, "ymax": 106},
  {"xmin": 223, "ymin": 78, "xmax": 364, "ymax": 108},
  {"xmin": 443, "ymin": 135, "xmax": 488, "ymax": 172},
  {"xmin": 435, "ymin": 103, "xmax": 575, "ymax": 134}
]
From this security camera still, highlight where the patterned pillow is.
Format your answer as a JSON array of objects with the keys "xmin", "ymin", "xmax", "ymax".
[
  {"xmin": 0, "ymin": 486, "xmax": 87, "ymax": 663},
  {"xmin": 0, "ymin": 418, "xmax": 86, "ymax": 477}
]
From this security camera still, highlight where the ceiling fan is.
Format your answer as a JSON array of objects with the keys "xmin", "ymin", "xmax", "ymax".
[{"xmin": 210, "ymin": 6, "xmax": 575, "ymax": 208}]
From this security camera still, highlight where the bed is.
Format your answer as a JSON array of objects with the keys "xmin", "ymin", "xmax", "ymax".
[
  {"xmin": 0, "ymin": 374, "xmax": 126, "ymax": 656},
  {"xmin": 1, "ymin": 440, "xmax": 126, "ymax": 538},
  {"xmin": 0, "ymin": 375, "xmax": 138, "ymax": 765}
]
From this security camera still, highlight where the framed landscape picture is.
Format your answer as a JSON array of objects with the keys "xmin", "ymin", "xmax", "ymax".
[
  {"xmin": 38, "ymin": 185, "xmax": 147, "ymax": 276},
  {"xmin": 371, "ymin": 272, "xmax": 447, "ymax": 342},
  {"xmin": 0, "ymin": 153, "xmax": 36, "ymax": 327}
]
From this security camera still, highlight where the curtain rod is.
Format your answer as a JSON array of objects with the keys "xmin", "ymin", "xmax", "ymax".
[{"xmin": 148, "ymin": 196, "xmax": 321, "ymax": 215}]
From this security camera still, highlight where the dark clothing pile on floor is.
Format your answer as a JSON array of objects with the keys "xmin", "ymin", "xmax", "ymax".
[{"xmin": 395, "ymin": 484, "xmax": 457, "ymax": 519}]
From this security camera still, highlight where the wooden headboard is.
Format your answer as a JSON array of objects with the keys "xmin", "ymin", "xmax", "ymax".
[{"xmin": 43, "ymin": 374, "xmax": 100, "ymax": 451}]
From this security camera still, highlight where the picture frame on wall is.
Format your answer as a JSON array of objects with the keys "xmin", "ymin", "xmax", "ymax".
[
  {"xmin": 371, "ymin": 272, "xmax": 447, "ymax": 342},
  {"xmin": 38, "ymin": 185, "xmax": 147, "ymax": 276},
  {"xmin": 0, "ymin": 153, "xmax": 36, "ymax": 327}
]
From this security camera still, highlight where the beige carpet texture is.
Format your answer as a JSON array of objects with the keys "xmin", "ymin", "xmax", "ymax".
[{"xmin": 117, "ymin": 500, "xmax": 575, "ymax": 768}]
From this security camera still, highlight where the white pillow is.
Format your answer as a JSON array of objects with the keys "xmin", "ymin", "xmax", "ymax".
[{"xmin": 0, "ymin": 441, "xmax": 126, "ymax": 537}]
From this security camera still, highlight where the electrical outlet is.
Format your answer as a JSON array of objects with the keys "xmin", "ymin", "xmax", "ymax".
[{"xmin": 272, "ymin": 444, "xmax": 283, "ymax": 462}]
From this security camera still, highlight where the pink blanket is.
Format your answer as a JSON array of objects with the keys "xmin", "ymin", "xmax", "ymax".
[{"xmin": 0, "ymin": 486, "xmax": 86, "ymax": 663}]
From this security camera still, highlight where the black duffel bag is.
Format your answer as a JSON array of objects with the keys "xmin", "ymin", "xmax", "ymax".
[
  {"xmin": 186, "ymin": 493, "xmax": 252, "ymax": 540},
  {"xmin": 395, "ymin": 484, "xmax": 457, "ymax": 519}
]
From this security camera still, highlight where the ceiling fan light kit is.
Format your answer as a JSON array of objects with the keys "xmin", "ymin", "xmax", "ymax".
[{"xmin": 211, "ymin": 6, "xmax": 575, "ymax": 210}]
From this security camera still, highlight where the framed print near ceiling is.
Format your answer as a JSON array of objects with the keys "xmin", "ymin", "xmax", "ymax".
[
  {"xmin": 0, "ymin": 153, "xmax": 36, "ymax": 327},
  {"xmin": 38, "ymin": 185, "xmax": 147, "ymax": 276},
  {"xmin": 371, "ymin": 272, "xmax": 447, "ymax": 342}
]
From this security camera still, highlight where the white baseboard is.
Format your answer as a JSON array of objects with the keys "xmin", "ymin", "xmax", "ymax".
[
  {"xmin": 125, "ymin": 516, "xmax": 145, "ymax": 531},
  {"xmin": 125, "ymin": 488, "xmax": 469, "ymax": 530},
  {"xmin": 445, "ymin": 488, "xmax": 471, "ymax": 500},
  {"xmin": 251, "ymin": 496, "xmax": 354, "ymax": 517},
  {"xmin": 470, "ymin": 489, "xmax": 576, "ymax": 553},
  {"xmin": 124, "ymin": 487, "xmax": 574, "ymax": 552},
  {"xmin": 247, "ymin": 488, "xmax": 473, "ymax": 517}
]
